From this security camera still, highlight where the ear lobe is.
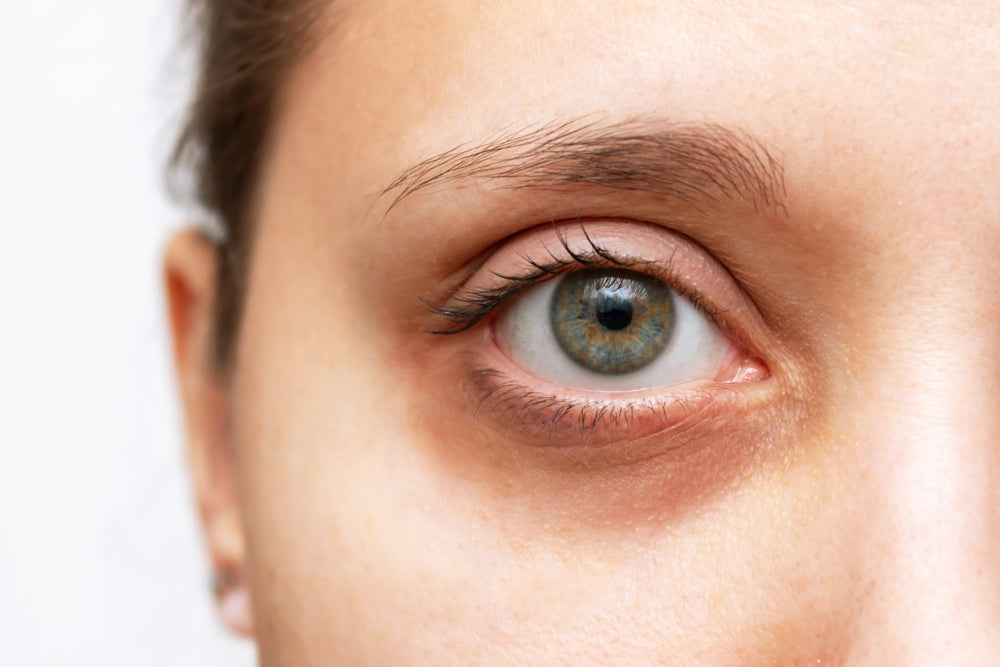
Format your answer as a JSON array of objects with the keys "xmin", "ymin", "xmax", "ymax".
[{"xmin": 164, "ymin": 229, "xmax": 254, "ymax": 637}]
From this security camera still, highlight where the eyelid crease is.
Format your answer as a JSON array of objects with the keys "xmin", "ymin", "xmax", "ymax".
[{"xmin": 422, "ymin": 223, "xmax": 720, "ymax": 336}]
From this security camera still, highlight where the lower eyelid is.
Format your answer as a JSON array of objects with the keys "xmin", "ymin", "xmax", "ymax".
[{"xmin": 464, "ymin": 357, "xmax": 755, "ymax": 448}]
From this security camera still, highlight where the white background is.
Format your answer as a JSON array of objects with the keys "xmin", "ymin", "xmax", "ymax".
[{"xmin": 0, "ymin": 2, "xmax": 255, "ymax": 664}]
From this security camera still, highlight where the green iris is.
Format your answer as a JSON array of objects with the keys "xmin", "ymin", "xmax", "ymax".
[{"xmin": 550, "ymin": 269, "xmax": 675, "ymax": 374}]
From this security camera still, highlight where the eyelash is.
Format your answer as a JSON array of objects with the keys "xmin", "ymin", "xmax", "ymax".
[
  {"xmin": 425, "ymin": 228, "xmax": 717, "ymax": 336},
  {"xmin": 466, "ymin": 366, "xmax": 725, "ymax": 437}
]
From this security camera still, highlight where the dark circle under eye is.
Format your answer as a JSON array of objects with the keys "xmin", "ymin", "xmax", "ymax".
[{"xmin": 550, "ymin": 269, "xmax": 675, "ymax": 374}]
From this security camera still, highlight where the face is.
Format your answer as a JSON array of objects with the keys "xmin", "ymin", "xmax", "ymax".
[{"xmin": 167, "ymin": 1, "xmax": 1000, "ymax": 663}]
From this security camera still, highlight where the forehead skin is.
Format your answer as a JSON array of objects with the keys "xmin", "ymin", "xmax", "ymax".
[{"xmin": 230, "ymin": 1, "xmax": 1000, "ymax": 664}]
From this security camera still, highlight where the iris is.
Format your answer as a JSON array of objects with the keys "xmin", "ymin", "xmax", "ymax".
[{"xmin": 550, "ymin": 269, "xmax": 675, "ymax": 374}]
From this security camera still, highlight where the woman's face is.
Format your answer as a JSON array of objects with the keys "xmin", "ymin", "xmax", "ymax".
[{"xmin": 168, "ymin": 1, "xmax": 1000, "ymax": 663}]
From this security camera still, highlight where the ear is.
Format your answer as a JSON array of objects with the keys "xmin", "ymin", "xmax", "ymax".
[{"xmin": 164, "ymin": 229, "xmax": 254, "ymax": 637}]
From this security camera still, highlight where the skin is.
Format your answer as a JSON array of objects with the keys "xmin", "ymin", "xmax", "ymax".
[{"xmin": 167, "ymin": 1, "xmax": 1000, "ymax": 664}]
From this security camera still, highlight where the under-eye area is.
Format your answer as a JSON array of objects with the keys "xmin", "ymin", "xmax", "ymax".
[
  {"xmin": 462, "ymin": 364, "xmax": 757, "ymax": 446},
  {"xmin": 423, "ymin": 220, "xmax": 771, "ymax": 442}
]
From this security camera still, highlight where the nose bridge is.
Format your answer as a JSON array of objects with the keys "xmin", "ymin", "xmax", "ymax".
[{"xmin": 842, "ymin": 238, "xmax": 1000, "ymax": 662}]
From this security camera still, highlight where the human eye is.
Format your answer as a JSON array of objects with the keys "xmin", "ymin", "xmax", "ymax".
[
  {"xmin": 425, "ymin": 220, "xmax": 770, "ymax": 442},
  {"xmin": 497, "ymin": 267, "xmax": 731, "ymax": 389}
]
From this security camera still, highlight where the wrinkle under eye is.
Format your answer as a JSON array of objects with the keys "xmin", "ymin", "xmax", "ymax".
[{"xmin": 552, "ymin": 269, "xmax": 675, "ymax": 375}]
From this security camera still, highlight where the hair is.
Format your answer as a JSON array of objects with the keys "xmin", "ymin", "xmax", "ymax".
[{"xmin": 171, "ymin": 0, "xmax": 330, "ymax": 369}]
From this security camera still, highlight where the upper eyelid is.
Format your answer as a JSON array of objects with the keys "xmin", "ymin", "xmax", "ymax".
[{"xmin": 422, "ymin": 224, "xmax": 724, "ymax": 336}]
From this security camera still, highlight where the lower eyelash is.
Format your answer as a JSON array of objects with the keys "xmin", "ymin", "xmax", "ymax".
[{"xmin": 468, "ymin": 365, "xmax": 728, "ymax": 441}]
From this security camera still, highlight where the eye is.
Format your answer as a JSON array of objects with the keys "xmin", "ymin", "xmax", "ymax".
[
  {"xmin": 423, "ymin": 220, "xmax": 769, "ymax": 438},
  {"xmin": 495, "ymin": 268, "xmax": 733, "ymax": 391}
]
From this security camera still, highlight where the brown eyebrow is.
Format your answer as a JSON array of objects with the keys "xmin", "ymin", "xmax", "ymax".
[{"xmin": 375, "ymin": 118, "xmax": 786, "ymax": 215}]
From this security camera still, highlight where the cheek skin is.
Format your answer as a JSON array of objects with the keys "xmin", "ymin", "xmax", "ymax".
[
  {"xmin": 231, "ymin": 200, "xmax": 868, "ymax": 664},
  {"xmin": 401, "ymin": 335, "xmax": 782, "ymax": 530}
]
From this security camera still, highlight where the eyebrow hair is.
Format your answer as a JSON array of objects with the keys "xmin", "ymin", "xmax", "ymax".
[{"xmin": 375, "ymin": 118, "xmax": 786, "ymax": 215}]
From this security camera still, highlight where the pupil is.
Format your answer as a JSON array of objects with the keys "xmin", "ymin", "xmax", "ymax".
[{"xmin": 596, "ymin": 294, "xmax": 633, "ymax": 331}]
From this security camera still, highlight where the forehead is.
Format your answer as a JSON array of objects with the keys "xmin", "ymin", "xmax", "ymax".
[
  {"xmin": 269, "ymin": 0, "xmax": 1000, "ymax": 243},
  {"xmin": 315, "ymin": 0, "xmax": 998, "ymax": 127}
]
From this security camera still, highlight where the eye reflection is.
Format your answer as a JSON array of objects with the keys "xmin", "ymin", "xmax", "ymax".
[{"xmin": 551, "ymin": 269, "xmax": 675, "ymax": 375}]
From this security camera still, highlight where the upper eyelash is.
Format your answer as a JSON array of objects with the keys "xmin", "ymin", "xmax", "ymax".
[
  {"xmin": 424, "ymin": 228, "xmax": 642, "ymax": 334},
  {"xmin": 423, "ymin": 225, "xmax": 719, "ymax": 335}
]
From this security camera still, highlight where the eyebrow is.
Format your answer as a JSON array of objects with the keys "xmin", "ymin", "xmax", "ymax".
[{"xmin": 375, "ymin": 118, "xmax": 786, "ymax": 215}]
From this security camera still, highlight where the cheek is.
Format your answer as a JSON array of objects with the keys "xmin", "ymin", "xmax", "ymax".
[{"xmin": 228, "ymin": 229, "xmax": 868, "ymax": 665}]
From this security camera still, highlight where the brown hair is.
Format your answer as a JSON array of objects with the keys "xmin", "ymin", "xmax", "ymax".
[{"xmin": 172, "ymin": 0, "xmax": 329, "ymax": 368}]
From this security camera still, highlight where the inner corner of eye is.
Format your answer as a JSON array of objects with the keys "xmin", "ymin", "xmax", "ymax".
[{"xmin": 721, "ymin": 353, "xmax": 771, "ymax": 384}]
